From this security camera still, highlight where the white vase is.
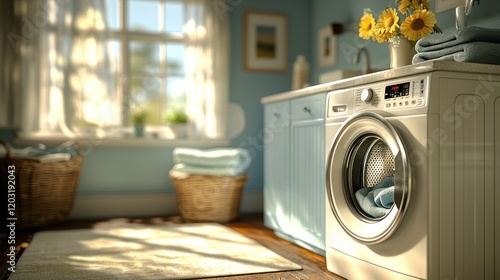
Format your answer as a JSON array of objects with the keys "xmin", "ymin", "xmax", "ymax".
[
  {"xmin": 388, "ymin": 36, "xmax": 417, "ymax": 69},
  {"xmin": 167, "ymin": 124, "xmax": 187, "ymax": 139}
]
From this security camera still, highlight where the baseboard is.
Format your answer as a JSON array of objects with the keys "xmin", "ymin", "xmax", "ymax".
[{"xmin": 68, "ymin": 190, "xmax": 263, "ymax": 220}]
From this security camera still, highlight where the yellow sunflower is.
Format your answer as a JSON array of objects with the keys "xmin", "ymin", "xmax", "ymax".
[
  {"xmin": 374, "ymin": 8, "xmax": 399, "ymax": 42},
  {"xmin": 398, "ymin": 0, "xmax": 411, "ymax": 14},
  {"xmin": 400, "ymin": 9, "xmax": 437, "ymax": 41},
  {"xmin": 412, "ymin": 0, "xmax": 431, "ymax": 10},
  {"xmin": 358, "ymin": 12, "xmax": 377, "ymax": 40}
]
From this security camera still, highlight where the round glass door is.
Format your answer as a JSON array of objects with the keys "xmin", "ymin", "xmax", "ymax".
[{"xmin": 326, "ymin": 111, "xmax": 411, "ymax": 244}]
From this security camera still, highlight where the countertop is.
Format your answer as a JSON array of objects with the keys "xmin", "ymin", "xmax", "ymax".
[{"xmin": 261, "ymin": 61, "xmax": 500, "ymax": 104}]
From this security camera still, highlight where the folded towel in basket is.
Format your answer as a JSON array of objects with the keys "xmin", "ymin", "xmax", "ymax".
[
  {"xmin": 355, "ymin": 177, "xmax": 395, "ymax": 218},
  {"xmin": 415, "ymin": 26, "xmax": 500, "ymax": 52},
  {"xmin": 412, "ymin": 41, "xmax": 500, "ymax": 65},
  {"xmin": 171, "ymin": 163, "xmax": 247, "ymax": 176},
  {"xmin": 173, "ymin": 147, "xmax": 251, "ymax": 169}
]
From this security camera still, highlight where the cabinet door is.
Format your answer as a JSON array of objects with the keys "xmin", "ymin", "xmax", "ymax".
[
  {"xmin": 290, "ymin": 94, "xmax": 326, "ymax": 252},
  {"xmin": 263, "ymin": 101, "xmax": 291, "ymax": 232}
]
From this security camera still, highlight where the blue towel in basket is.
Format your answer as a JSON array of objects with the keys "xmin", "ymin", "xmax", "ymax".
[
  {"xmin": 171, "ymin": 163, "xmax": 248, "ymax": 176},
  {"xmin": 173, "ymin": 147, "xmax": 251, "ymax": 168},
  {"xmin": 355, "ymin": 177, "xmax": 395, "ymax": 218},
  {"xmin": 172, "ymin": 147, "xmax": 251, "ymax": 176}
]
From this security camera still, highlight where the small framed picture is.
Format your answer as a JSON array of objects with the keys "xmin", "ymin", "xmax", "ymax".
[
  {"xmin": 318, "ymin": 25, "xmax": 337, "ymax": 68},
  {"xmin": 244, "ymin": 11, "xmax": 287, "ymax": 72}
]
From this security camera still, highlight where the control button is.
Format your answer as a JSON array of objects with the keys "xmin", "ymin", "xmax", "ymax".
[
  {"xmin": 399, "ymin": 102, "xmax": 403, "ymax": 106},
  {"xmin": 393, "ymin": 102, "xmax": 397, "ymax": 107},
  {"xmin": 405, "ymin": 101, "xmax": 409, "ymax": 106},
  {"xmin": 412, "ymin": 100, "xmax": 416, "ymax": 105},
  {"xmin": 332, "ymin": 105, "xmax": 347, "ymax": 112},
  {"xmin": 360, "ymin": 88, "xmax": 374, "ymax": 103},
  {"xmin": 386, "ymin": 103, "xmax": 391, "ymax": 108}
]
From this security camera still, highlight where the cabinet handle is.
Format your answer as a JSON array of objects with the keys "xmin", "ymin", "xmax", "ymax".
[{"xmin": 303, "ymin": 107, "xmax": 311, "ymax": 113}]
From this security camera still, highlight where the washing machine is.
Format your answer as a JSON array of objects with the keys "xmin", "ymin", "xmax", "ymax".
[{"xmin": 325, "ymin": 67, "xmax": 500, "ymax": 279}]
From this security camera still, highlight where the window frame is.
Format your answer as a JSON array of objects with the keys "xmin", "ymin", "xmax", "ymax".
[{"xmin": 112, "ymin": 0, "xmax": 187, "ymax": 127}]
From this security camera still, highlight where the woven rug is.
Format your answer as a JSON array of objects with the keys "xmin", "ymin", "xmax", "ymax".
[{"xmin": 10, "ymin": 223, "xmax": 302, "ymax": 279}]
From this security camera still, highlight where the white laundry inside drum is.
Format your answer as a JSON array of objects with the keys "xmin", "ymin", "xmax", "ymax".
[{"xmin": 351, "ymin": 139, "xmax": 396, "ymax": 219}]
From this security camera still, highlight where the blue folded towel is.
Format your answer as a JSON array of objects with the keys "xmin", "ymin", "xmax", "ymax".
[
  {"xmin": 412, "ymin": 41, "xmax": 500, "ymax": 65},
  {"xmin": 355, "ymin": 177, "xmax": 394, "ymax": 218},
  {"xmin": 171, "ymin": 163, "xmax": 248, "ymax": 176},
  {"xmin": 172, "ymin": 147, "xmax": 251, "ymax": 176},
  {"xmin": 173, "ymin": 147, "xmax": 251, "ymax": 168},
  {"xmin": 415, "ymin": 27, "xmax": 500, "ymax": 52}
]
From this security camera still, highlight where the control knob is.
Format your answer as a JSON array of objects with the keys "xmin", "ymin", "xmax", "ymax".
[{"xmin": 360, "ymin": 88, "xmax": 374, "ymax": 103}]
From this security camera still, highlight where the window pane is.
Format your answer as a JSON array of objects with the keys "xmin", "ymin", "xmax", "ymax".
[
  {"xmin": 165, "ymin": 1, "xmax": 183, "ymax": 33},
  {"xmin": 166, "ymin": 77, "xmax": 186, "ymax": 110},
  {"xmin": 166, "ymin": 43, "xmax": 185, "ymax": 74},
  {"xmin": 105, "ymin": 0, "xmax": 120, "ymax": 30},
  {"xmin": 107, "ymin": 39, "xmax": 121, "ymax": 73},
  {"xmin": 130, "ymin": 41, "xmax": 161, "ymax": 73},
  {"xmin": 130, "ymin": 76, "xmax": 162, "ymax": 125},
  {"xmin": 128, "ymin": 0, "xmax": 160, "ymax": 33}
]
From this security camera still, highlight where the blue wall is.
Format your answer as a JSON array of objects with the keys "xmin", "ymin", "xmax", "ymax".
[{"xmin": 228, "ymin": 0, "xmax": 310, "ymax": 191}]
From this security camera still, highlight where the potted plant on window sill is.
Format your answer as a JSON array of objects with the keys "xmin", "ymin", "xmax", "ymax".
[
  {"xmin": 132, "ymin": 110, "xmax": 147, "ymax": 137},
  {"xmin": 165, "ymin": 109, "xmax": 188, "ymax": 139}
]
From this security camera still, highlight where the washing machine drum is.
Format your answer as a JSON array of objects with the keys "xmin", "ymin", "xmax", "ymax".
[{"xmin": 327, "ymin": 111, "xmax": 411, "ymax": 244}]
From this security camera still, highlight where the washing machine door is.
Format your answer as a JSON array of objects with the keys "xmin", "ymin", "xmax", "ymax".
[{"xmin": 326, "ymin": 111, "xmax": 411, "ymax": 244}]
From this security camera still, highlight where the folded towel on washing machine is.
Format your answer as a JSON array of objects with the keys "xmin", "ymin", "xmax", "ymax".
[
  {"xmin": 355, "ymin": 177, "xmax": 394, "ymax": 218},
  {"xmin": 413, "ymin": 27, "xmax": 500, "ymax": 65},
  {"xmin": 415, "ymin": 27, "xmax": 500, "ymax": 52},
  {"xmin": 412, "ymin": 41, "xmax": 500, "ymax": 65}
]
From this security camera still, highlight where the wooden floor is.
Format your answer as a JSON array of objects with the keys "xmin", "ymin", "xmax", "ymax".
[{"xmin": 1, "ymin": 213, "xmax": 345, "ymax": 280}]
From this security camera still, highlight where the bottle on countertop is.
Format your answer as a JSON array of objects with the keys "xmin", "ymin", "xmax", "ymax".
[{"xmin": 292, "ymin": 55, "xmax": 309, "ymax": 90}]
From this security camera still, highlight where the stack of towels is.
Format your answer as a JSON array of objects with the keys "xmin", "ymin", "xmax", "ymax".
[
  {"xmin": 413, "ymin": 26, "xmax": 500, "ymax": 65},
  {"xmin": 355, "ymin": 176, "xmax": 394, "ymax": 218},
  {"xmin": 171, "ymin": 147, "xmax": 251, "ymax": 176},
  {"xmin": 0, "ymin": 143, "xmax": 77, "ymax": 163}
]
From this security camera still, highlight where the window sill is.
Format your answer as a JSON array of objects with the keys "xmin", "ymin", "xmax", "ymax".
[
  {"xmin": 14, "ymin": 126, "xmax": 230, "ymax": 148},
  {"xmin": 13, "ymin": 136, "xmax": 230, "ymax": 148}
]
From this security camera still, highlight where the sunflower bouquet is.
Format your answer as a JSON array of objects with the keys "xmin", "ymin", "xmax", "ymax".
[{"xmin": 359, "ymin": 0, "xmax": 441, "ymax": 44}]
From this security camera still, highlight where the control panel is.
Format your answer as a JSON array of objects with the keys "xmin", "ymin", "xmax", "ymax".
[
  {"xmin": 353, "ymin": 75, "xmax": 428, "ymax": 111},
  {"xmin": 327, "ymin": 74, "xmax": 429, "ymax": 119}
]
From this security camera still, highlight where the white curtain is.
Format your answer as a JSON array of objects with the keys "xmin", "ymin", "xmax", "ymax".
[
  {"xmin": 184, "ymin": 0, "xmax": 229, "ymax": 140},
  {"xmin": 18, "ymin": 0, "xmax": 116, "ymax": 138},
  {"xmin": 0, "ymin": 1, "xmax": 20, "ymax": 128}
]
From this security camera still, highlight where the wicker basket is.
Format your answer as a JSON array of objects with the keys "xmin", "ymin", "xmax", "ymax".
[
  {"xmin": 0, "ymin": 141, "xmax": 83, "ymax": 229},
  {"xmin": 169, "ymin": 170, "xmax": 248, "ymax": 223}
]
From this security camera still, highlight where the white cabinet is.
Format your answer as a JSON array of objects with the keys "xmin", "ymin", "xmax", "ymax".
[
  {"xmin": 263, "ymin": 93, "xmax": 326, "ymax": 255},
  {"xmin": 263, "ymin": 101, "xmax": 291, "ymax": 233}
]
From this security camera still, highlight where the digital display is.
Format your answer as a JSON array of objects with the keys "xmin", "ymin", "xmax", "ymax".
[{"xmin": 385, "ymin": 82, "xmax": 410, "ymax": 99}]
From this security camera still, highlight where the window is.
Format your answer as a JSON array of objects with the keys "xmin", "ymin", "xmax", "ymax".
[
  {"xmin": 105, "ymin": 0, "xmax": 187, "ymax": 127},
  {"xmin": 17, "ymin": 0, "xmax": 229, "ymax": 142}
]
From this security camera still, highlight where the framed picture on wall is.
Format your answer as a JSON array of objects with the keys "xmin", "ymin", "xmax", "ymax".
[
  {"xmin": 318, "ymin": 25, "xmax": 337, "ymax": 68},
  {"xmin": 244, "ymin": 11, "xmax": 287, "ymax": 72}
]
